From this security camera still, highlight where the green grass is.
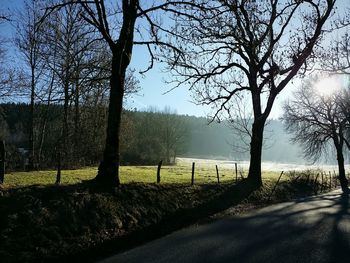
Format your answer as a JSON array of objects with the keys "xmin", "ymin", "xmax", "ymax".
[{"xmin": 2, "ymin": 162, "xmax": 282, "ymax": 188}]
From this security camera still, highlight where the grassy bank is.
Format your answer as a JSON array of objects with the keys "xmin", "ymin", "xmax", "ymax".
[{"xmin": 0, "ymin": 167, "xmax": 339, "ymax": 262}]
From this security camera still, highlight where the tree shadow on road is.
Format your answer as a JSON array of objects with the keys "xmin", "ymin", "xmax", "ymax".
[
  {"xmin": 330, "ymin": 192, "xmax": 350, "ymax": 263},
  {"xmin": 200, "ymin": 191, "xmax": 350, "ymax": 263}
]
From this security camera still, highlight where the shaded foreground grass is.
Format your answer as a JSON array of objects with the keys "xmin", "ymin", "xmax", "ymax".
[{"xmin": 0, "ymin": 167, "xmax": 339, "ymax": 262}]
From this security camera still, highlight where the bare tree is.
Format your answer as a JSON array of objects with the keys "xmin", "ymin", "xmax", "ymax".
[
  {"xmin": 322, "ymin": 33, "xmax": 350, "ymax": 74},
  {"xmin": 44, "ymin": 3, "xmax": 92, "ymax": 183},
  {"xmin": 164, "ymin": 0, "xmax": 336, "ymax": 186},
  {"xmin": 0, "ymin": 14, "xmax": 15, "ymax": 100},
  {"xmin": 318, "ymin": 5, "xmax": 350, "ymax": 74},
  {"xmin": 159, "ymin": 107, "xmax": 189, "ymax": 164},
  {"xmin": 226, "ymin": 95, "xmax": 254, "ymax": 154},
  {"xmin": 318, "ymin": 17, "xmax": 350, "ymax": 146},
  {"xmin": 15, "ymin": 0, "xmax": 46, "ymax": 170},
  {"xmin": 0, "ymin": 45, "xmax": 12, "ymax": 99},
  {"xmin": 0, "ymin": 13, "xmax": 9, "ymax": 179},
  {"xmin": 283, "ymin": 77, "xmax": 349, "ymax": 193},
  {"xmin": 142, "ymin": 107, "xmax": 189, "ymax": 164},
  {"xmin": 41, "ymin": 0, "xmax": 190, "ymax": 186},
  {"xmin": 0, "ymin": 10, "xmax": 10, "ymax": 23}
]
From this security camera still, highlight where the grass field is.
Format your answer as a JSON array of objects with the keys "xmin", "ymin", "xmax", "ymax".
[{"xmin": 2, "ymin": 160, "xmax": 283, "ymax": 188}]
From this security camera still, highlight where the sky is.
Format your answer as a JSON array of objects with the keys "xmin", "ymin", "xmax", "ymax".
[
  {"xmin": 127, "ymin": 48, "xmax": 298, "ymax": 119},
  {"xmin": 127, "ymin": 0, "xmax": 350, "ymax": 119},
  {"xmin": 0, "ymin": 0, "xmax": 348, "ymax": 119},
  {"xmin": 128, "ymin": 49, "xmax": 209, "ymax": 117}
]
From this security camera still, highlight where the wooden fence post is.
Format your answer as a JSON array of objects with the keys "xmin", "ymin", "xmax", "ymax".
[
  {"xmin": 191, "ymin": 162, "xmax": 195, "ymax": 185},
  {"xmin": 240, "ymin": 170, "xmax": 244, "ymax": 179},
  {"xmin": 268, "ymin": 171, "xmax": 284, "ymax": 202},
  {"xmin": 216, "ymin": 165, "xmax": 220, "ymax": 184},
  {"xmin": 157, "ymin": 160, "xmax": 162, "ymax": 184},
  {"xmin": 0, "ymin": 140, "xmax": 5, "ymax": 184},
  {"xmin": 56, "ymin": 151, "xmax": 61, "ymax": 185},
  {"xmin": 314, "ymin": 173, "xmax": 319, "ymax": 194},
  {"xmin": 235, "ymin": 163, "xmax": 238, "ymax": 183}
]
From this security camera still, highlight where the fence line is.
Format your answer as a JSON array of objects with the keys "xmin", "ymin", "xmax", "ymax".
[{"xmin": 153, "ymin": 161, "xmax": 343, "ymax": 192}]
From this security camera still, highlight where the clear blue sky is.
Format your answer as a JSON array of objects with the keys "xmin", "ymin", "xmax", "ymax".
[
  {"xmin": 128, "ymin": 45, "xmax": 210, "ymax": 117},
  {"xmin": 1, "ymin": 0, "xmax": 348, "ymax": 119}
]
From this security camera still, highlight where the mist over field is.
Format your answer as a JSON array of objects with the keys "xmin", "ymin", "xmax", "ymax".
[{"xmin": 182, "ymin": 118, "xmax": 340, "ymax": 166}]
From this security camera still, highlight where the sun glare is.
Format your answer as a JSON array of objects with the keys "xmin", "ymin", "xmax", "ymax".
[{"xmin": 313, "ymin": 76, "xmax": 341, "ymax": 97}]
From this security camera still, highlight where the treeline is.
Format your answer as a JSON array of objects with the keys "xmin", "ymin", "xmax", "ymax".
[
  {"xmin": 1, "ymin": 102, "xmax": 310, "ymax": 171},
  {"xmin": 120, "ymin": 108, "xmax": 190, "ymax": 165},
  {"xmin": 0, "ymin": 103, "xmax": 190, "ymax": 170},
  {"xmin": 1, "ymin": 103, "xmax": 106, "ymax": 170}
]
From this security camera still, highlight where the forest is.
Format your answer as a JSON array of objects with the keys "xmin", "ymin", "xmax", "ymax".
[
  {"xmin": 0, "ymin": 103, "xmax": 190, "ymax": 169},
  {"xmin": 1, "ymin": 102, "xmax": 309, "ymax": 171}
]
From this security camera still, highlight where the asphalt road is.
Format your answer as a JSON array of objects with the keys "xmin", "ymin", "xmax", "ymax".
[{"xmin": 99, "ymin": 190, "xmax": 350, "ymax": 263}]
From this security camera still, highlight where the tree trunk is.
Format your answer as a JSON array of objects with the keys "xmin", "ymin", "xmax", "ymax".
[
  {"xmin": 95, "ymin": 54, "xmax": 124, "ymax": 186},
  {"xmin": 38, "ymin": 85, "xmax": 53, "ymax": 166},
  {"xmin": 331, "ymin": 129, "xmax": 349, "ymax": 193},
  {"xmin": 247, "ymin": 119, "xmax": 265, "ymax": 187},
  {"xmin": 38, "ymin": 113, "xmax": 47, "ymax": 166},
  {"xmin": 28, "ymin": 68, "xmax": 35, "ymax": 170},
  {"xmin": 0, "ymin": 140, "xmax": 5, "ymax": 184},
  {"xmin": 55, "ymin": 81, "xmax": 69, "ymax": 185},
  {"xmin": 74, "ymin": 80, "xmax": 80, "ymax": 162},
  {"xmin": 62, "ymin": 81, "xmax": 70, "ymax": 167},
  {"xmin": 94, "ymin": 0, "xmax": 137, "ymax": 187},
  {"xmin": 38, "ymin": 97, "xmax": 51, "ymax": 166},
  {"xmin": 335, "ymin": 144, "xmax": 348, "ymax": 192},
  {"xmin": 166, "ymin": 147, "xmax": 170, "ymax": 164}
]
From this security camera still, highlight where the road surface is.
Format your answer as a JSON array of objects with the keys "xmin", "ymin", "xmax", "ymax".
[{"xmin": 99, "ymin": 190, "xmax": 350, "ymax": 263}]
